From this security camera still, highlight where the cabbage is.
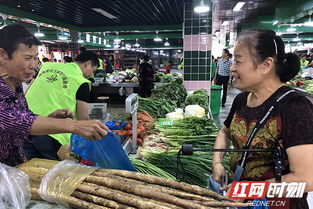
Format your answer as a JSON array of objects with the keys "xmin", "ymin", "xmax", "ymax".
[
  {"xmin": 184, "ymin": 105, "xmax": 205, "ymax": 118},
  {"xmin": 166, "ymin": 112, "xmax": 184, "ymax": 121}
]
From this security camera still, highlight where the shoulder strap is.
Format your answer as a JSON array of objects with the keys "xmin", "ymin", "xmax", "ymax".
[{"xmin": 238, "ymin": 89, "xmax": 295, "ymax": 169}]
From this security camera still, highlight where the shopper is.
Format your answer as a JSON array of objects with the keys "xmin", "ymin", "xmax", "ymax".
[
  {"xmin": 308, "ymin": 49, "xmax": 313, "ymax": 67},
  {"xmin": 0, "ymin": 24, "xmax": 108, "ymax": 166},
  {"xmin": 25, "ymin": 51, "xmax": 100, "ymax": 160},
  {"xmin": 104, "ymin": 55, "xmax": 113, "ymax": 73},
  {"xmin": 300, "ymin": 55, "xmax": 309, "ymax": 70},
  {"xmin": 42, "ymin": 57, "xmax": 49, "ymax": 63},
  {"xmin": 138, "ymin": 54, "xmax": 154, "ymax": 98},
  {"xmin": 63, "ymin": 55, "xmax": 73, "ymax": 63},
  {"xmin": 165, "ymin": 61, "xmax": 172, "ymax": 74},
  {"xmin": 212, "ymin": 29, "xmax": 313, "ymax": 208},
  {"xmin": 214, "ymin": 49, "xmax": 232, "ymax": 107}
]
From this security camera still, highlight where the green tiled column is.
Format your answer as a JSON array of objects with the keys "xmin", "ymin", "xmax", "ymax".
[{"xmin": 183, "ymin": 0, "xmax": 212, "ymax": 91}]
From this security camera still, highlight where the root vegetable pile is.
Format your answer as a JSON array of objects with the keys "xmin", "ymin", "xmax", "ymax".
[{"xmin": 17, "ymin": 159, "xmax": 249, "ymax": 209}]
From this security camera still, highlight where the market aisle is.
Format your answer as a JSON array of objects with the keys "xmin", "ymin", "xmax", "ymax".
[{"xmin": 213, "ymin": 88, "xmax": 242, "ymax": 128}]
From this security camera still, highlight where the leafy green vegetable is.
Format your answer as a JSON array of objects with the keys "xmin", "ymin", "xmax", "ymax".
[
  {"xmin": 130, "ymin": 158, "xmax": 176, "ymax": 180},
  {"xmin": 158, "ymin": 116, "xmax": 218, "ymax": 137},
  {"xmin": 185, "ymin": 93, "xmax": 209, "ymax": 114},
  {"xmin": 142, "ymin": 148, "xmax": 230, "ymax": 188},
  {"xmin": 138, "ymin": 97, "xmax": 177, "ymax": 118},
  {"xmin": 161, "ymin": 74, "xmax": 174, "ymax": 83},
  {"xmin": 193, "ymin": 88, "xmax": 208, "ymax": 96},
  {"xmin": 152, "ymin": 83, "xmax": 187, "ymax": 107}
]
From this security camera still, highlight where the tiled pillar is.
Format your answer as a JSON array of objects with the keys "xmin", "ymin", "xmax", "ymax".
[{"xmin": 183, "ymin": 0, "xmax": 212, "ymax": 94}]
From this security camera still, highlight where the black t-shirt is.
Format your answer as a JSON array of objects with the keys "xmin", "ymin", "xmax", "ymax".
[
  {"xmin": 76, "ymin": 82, "xmax": 90, "ymax": 103},
  {"xmin": 224, "ymin": 86, "xmax": 313, "ymax": 209}
]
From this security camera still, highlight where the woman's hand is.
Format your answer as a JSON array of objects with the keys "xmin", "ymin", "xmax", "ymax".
[
  {"xmin": 212, "ymin": 162, "xmax": 226, "ymax": 185},
  {"xmin": 71, "ymin": 120, "xmax": 109, "ymax": 140},
  {"xmin": 48, "ymin": 109, "xmax": 74, "ymax": 119}
]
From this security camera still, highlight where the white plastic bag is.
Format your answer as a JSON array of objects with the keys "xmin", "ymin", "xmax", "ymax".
[{"xmin": 0, "ymin": 163, "xmax": 31, "ymax": 209}]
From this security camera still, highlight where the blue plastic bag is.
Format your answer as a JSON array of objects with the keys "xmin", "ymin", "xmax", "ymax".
[
  {"xmin": 70, "ymin": 132, "xmax": 136, "ymax": 171},
  {"xmin": 105, "ymin": 120, "xmax": 127, "ymax": 130}
]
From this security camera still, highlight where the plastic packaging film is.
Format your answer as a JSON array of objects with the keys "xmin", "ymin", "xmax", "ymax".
[
  {"xmin": 38, "ymin": 160, "xmax": 97, "ymax": 208},
  {"xmin": 0, "ymin": 163, "xmax": 31, "ymax": 209}
]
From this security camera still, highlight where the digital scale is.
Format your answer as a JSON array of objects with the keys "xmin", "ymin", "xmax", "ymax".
[{"xmin": 123, "ymin": 93, "xmax": 138, "ymax": 154}]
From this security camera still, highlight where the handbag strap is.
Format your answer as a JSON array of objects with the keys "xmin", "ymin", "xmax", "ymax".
[{"xmin": 238, "ymin": 89, "xmax": 295, "ymax": 168}]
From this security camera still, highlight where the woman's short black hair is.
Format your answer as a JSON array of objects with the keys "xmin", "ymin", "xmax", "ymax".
[
  {"xmin": 237, "ymin": 29, "xmax": 300, "ymax": 82},
  {"xmin": 75, "ymin": 51, "xmax": 99, "ymax": 67},
  {"xmin": 63, "ymin": 56, "xmax": 73, "ymax": 63},
  {"xmin": 0, "ymin": 24, "xmax": 41, "ymax": 59}
]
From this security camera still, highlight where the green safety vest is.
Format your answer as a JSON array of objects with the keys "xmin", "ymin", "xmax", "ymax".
[
  {"xmin": 26, "ymin": 62, "xmax": 91, "ymax": 145},
  {"xmin": 89, "ymin": 58, "xmax": 104, "ymax": 79}
]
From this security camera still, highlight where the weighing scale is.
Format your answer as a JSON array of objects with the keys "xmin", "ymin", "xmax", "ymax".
[{"xmin": 123, "ymin": 93, "xmax": 138, "ymax": 154}]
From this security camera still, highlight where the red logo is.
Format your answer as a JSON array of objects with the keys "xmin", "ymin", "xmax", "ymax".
[{"xmin": 229, "ymin": 181, "xmax": 269, "ymax": 199}]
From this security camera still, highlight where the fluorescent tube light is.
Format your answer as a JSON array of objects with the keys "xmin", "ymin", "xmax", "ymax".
[
  {"xmin": 286, "ymin": 27, "xmax": 296, "ymax": 32},
  {"xmin": 92, "ymin": 8, "xmax": 117, "ymax": 19},
  {"xmin": 233, "ymin": 2, "xmax": 245, "ymax": 12},
  {"xmin": 34, "ymin": 32, "xmax": 44, "ymax": 37}
]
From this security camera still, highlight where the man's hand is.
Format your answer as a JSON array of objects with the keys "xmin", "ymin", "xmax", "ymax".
[{"xmin": 48, "ymin": 109, "xmax": 74, "ymax": 119}]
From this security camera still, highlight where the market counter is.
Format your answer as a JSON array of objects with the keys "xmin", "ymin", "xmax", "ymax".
[{"xmin": 90, "ymin": 82, "xmax": 169, "ymax": 103}]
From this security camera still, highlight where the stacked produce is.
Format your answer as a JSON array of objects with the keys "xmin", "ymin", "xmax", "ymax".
[
  {"xmin": 138, "ymin": 116, "xmax": 230, "ymax": 188},
  {"xmin": 151, "ymin": 82, "xmax": 187, "ymax": 107},
  {"xmin": 138, "ymin": 97, "xmax": 177, "ymax": 119},
  {"xmin": 157, "ymin": 116, "xmax": 218, "ymax": 147},
  {"xmin": 130, "ymin": 158, "xmax": 176, "ymax": 180},
  {"xmin": 185, "ymin": 89, "xmax": 209, "ymax": 114},
  {"xmin": 154, "ymin": 72, "xmax": 183, "ymax": 84},
  {"xmin": 17, "ymin": 159, "xmax": 248, "ymax": 209}
]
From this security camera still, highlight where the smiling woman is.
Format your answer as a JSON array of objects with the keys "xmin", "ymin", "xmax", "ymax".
[
  {"xmin": 212, "ymin": 29, "xmax": 313, "ymax": 209},
  {"xmin": 0, "ymin": 24, "xmax": 108, "ymax": 167}
]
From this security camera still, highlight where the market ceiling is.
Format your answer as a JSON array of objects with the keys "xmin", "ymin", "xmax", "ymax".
[{"xmin": 0, "ymin": 0, "xmax": 312, "ymax": 47}]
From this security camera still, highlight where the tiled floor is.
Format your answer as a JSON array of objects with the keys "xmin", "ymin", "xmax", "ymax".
[{"xmin": 212, "ymin": 88, "xmax": 242, "ymax": 128}]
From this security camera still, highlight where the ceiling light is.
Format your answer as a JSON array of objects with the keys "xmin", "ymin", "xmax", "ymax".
[
  {"xmin": 58, "ymin": 36, "xmax": 68, "ymax": 40},
  {"xmin": 164, "ymin": 38, "xmax": 170, "ymax": 46},
  {"xmin": 273, "ymin": 20, "xmax": 278, "ymax": 25},
  {"xmin": 293, "ymin": 37, "xmax": 301, "ymax": 42},
  {"xmin": 134, "ymin": 39, "xmax": 140, "ymax": 47},
  {"xmin": 194, "ymin": 0, "xmax": 210, "ymax": 13},
  {"xmin": 286, "ymin": 27, "xmax": 296, "ymax": 32},
  {"xmin": 34, "ymin": 32, "xmax": 44, "ymax": 37},
  {"xmin": 34, "ymin": 22, "xmax": 44, "ymax": 37},
  {"xmin": 222, "ymin": 21, "xmax": 229, "ymax": 26},
  {"xmin": 92, "ymin": 8, "xmax": 117, "ymax": 19},
  {"xmin": 276, "ymin": 32, "xmax": 282, "ymax": 36},
  {"xmin": 121, "ymin": 46, "xmax": 126, "ymax": 50},
  {"xmin": 304, "ymin": 21, "xmax": 313, "ymax": 27},
  {"xmin": 131, "ymin": 48, "xmax": 135, "ymax": 51},
  {"xmin": 154, "ymin": 37, "xmax": 163, "ymax": 42},
  {"xmin": 233, "ymin": 2, "xmax": 245, "ymax": 12}
]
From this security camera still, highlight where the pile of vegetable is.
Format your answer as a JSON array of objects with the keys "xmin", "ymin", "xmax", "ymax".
[
  {"xmin": 151, "ymin": 82, "xmax": 187, "ymax": 107},
  {"xmin": 185, "ymin": 89, "xmax": 209, "ymax": 114},
  {"xmin": 158, "ymin": 116, "xmax": 218, "ymax": 137},
  {"xmin": 18, "ymin": 159, "xmax": 247, "ymax": 209},
  {"xmin": 141, "ymin": 148, "xmax": 230, "ymax": 188},
  {"xmin": 130, "ymin": 158, "xmax": 176, "ymax": 180},
  {"xmin": 138, "ymin": 97, "xmax": 177, "ymax": 119}
]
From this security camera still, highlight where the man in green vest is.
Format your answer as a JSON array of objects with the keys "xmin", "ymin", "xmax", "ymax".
[
  {"xmin": 24, "ymin": 51, "xmax": 100, "ymax": 160},
  {"xmin": 300, "ymin": 55, "xmax": 309, "ymax": 70}
]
